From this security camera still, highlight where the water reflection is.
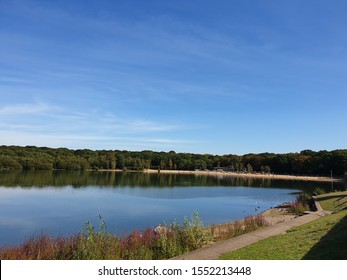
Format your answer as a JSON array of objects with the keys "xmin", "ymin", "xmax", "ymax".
[
  {"xmin": 0, "ymin": 171, "xmax": 345, "ymax": 247},
  {"xmin": 0, "ymin": 170, "xmax": 342, "ymax": 190}
]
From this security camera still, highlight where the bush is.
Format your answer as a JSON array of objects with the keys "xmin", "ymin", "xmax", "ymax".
[
  {"xmin": 154, "ymin": 210, "xmax": 211, "ymax": 259},
  {"xmin": 288, "ymin": 193, "xmax": 317, "ymax": 215},
  {"xmin": 289, "ymin": 201, "xmax": 307, "ymax": 215},
  {"xmin": 74, "ymin": 218, "xmax": 121, "ymax": 259},
  {"xmin": 181, "ymin": 210, "xmax": 211, "ymax": 250},
  {"xmin": 296, "ymin": 193, "xmax": 311, "ymax": 205},
  {"xmin": 293, "ymin": 193, "xmax": 317, "ymax": 212},
  {"xmin": 314, "ymin": 187, "xmax": 326, "ymax": 195}
]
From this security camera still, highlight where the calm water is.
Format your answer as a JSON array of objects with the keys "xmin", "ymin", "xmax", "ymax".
[{"xmin": 0, "ymin": 171, "xmax": 342, "ymax": 247}]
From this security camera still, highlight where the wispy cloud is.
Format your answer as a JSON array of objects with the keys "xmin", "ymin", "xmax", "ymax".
[
  {"xmin": 0, "ymin": 101, "xmax": 58, "ymax": 115},
  {"xmin": 0, "ymin": 76, "xmax": 34, "ymax": 84},
  {"xmin": 46, "ymin": 109, "xmax": 181, "ymax": 133},
  {"xmin": 1, "ymin": 0, "xmax": 261, "ymax": 107},
  {"xmin": 0, "ymin": 99, "xmax": 192, "ymax": 151},
  {"xmin": 0, "ymin": 101, "xmax": 180, "ymax": 132},
  {"xmin": 0, "ymin": 130, "xmax": 196, "ymax": 151}
]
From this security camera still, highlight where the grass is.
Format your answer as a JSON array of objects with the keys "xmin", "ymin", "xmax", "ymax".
[
  {"xmin": 316, "ymin": 191, "xmax": 347, "ymax": 212},
  {"xmin": 220, "ymin": 191, "xmax": 347, "ymax": 260},
  {"xmin": 0, "ymin": 211, "xmax": 268, "ymax": 260}
]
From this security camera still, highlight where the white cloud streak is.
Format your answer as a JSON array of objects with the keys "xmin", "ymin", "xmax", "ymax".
[
  {"xmin": 0, "ymin": 130, "xmax": 196, "ymax": 151},
  {"xmin": 0, "ymin": 100, "xmax": 192, "ymax": 151},
  {"xmin": 0, "ymin": 102, "xmax": 58, "ymax": 115}
]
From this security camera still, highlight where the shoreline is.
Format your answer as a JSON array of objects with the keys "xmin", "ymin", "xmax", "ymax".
[{"xmin": 98, "ymin": 169, "xmax": 344, "ymax": 182}]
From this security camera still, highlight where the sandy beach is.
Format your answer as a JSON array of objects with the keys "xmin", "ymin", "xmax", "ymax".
[{"xmin": 141, "ymin": 169, "xmax": 344, "ymax": 182}]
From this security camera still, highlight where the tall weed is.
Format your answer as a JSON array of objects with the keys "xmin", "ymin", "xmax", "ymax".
[{"xmin": 209, "ymin": 214, "xmax": 268, "ymax": 240}]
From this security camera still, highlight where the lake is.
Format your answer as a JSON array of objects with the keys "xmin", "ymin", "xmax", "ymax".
[{"xmin": 0, "ymin": 170, "xmax": 341, "ymax": 247}]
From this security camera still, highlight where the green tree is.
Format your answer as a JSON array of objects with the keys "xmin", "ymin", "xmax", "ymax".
[{"xmin": 246, "ymin": 163, "xmax": 253, "ymax": 173}]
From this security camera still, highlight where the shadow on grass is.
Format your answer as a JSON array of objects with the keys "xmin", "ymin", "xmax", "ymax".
[
  {"xmin": 319, "ymin": 194, "xmax": 347, "ymax": 212},
  {"xmin": 302, "ymin": 214, "xmax": 347, "ymax": 259},
  {"xmin": 319, "ymin": 194, "xmax": 347, "ymax": 201},
  {"xmin": 318, "ymin": 194, "xmax": 347, "ymax": 200}
]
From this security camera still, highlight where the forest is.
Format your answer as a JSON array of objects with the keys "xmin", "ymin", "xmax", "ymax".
[{"xmin": 0, "ymin": 145, "xmax": 346, "ymax": 177}]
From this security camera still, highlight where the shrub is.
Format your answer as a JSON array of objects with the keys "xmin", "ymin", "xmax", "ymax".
[
  {"xmin": 296, "ymin": 193, "xmax": 311, "ymax": 205},
  {"xmin": 155, "ymin": 224, "xmax": 181, "ymax": 259},
  {"xmin": 314, "ymin": 187, "xmax": 326, "ymax": 195},
  {"xmin": 289, "ymin": 201, "xmax": 307, "ymax": 215},
  {"xmin": 292, "ymin": 193, "xmax": 317, "ymax": 212},
  {"xmin": 154, "ymin": 211, "xmax": 212, "ymax": 259},
  {"xmin": 120, "ymin": 230, "xmax": 153, "ymax": 260},
  {"xmin": 181, "ymin": 210, "xmax": 211, "ymax": 250},
  {"xmin": 74, "ymin": 217, "xmax": 121, "ymax": 260}
]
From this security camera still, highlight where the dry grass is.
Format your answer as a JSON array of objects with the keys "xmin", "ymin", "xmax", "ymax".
[{"xmin": 209, "ymin": 215, "xmax": 269, "ymax": 240}]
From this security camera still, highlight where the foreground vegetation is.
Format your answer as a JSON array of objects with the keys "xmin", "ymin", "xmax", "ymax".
[
  {"xmin": 0, "ymin": 212, "xmax": 268, "ymax": 260},
  {"xmin": 220, "ymin": 192, "xmax": 347, "ymax": 260},
  {"xmin": 1, "ymin": 145, "xmax": 347, "ymax": 177}
]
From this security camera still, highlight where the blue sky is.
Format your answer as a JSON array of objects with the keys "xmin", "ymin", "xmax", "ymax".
[{"xmin": 1, "ymin": 0, "xmax": 346, "ymax": 155}]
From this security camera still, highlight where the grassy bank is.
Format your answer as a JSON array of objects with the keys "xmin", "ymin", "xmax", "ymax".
[
  {"xmin": 316, "ymin": 191, "xmax": 347, "ymax": 212},
  {"xmin": 220, "ymin": 191, "xmax": 347, "ymax": 260},
  {"xmin": 0, "ymin": 212, "xmax": 268, "ymax": 260}
]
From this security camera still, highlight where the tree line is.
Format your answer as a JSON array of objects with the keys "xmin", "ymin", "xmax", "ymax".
[{"xmin": 0, "ymin": 145, "xmax": 346, "ymax": 176}]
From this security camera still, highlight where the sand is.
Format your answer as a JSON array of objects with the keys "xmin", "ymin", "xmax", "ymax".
[{"xmin": 141, "ymin": 169, "xmax": 343, "ymax": 182}]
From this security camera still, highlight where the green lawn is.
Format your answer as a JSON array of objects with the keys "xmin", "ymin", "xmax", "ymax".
[
  {"xmin": 220, "ymin": 191, "xmax": 347, "ymax": 260},
  {"xmin": 317, "ymin": 191, "xmax": 347, "ymax": 212}
]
